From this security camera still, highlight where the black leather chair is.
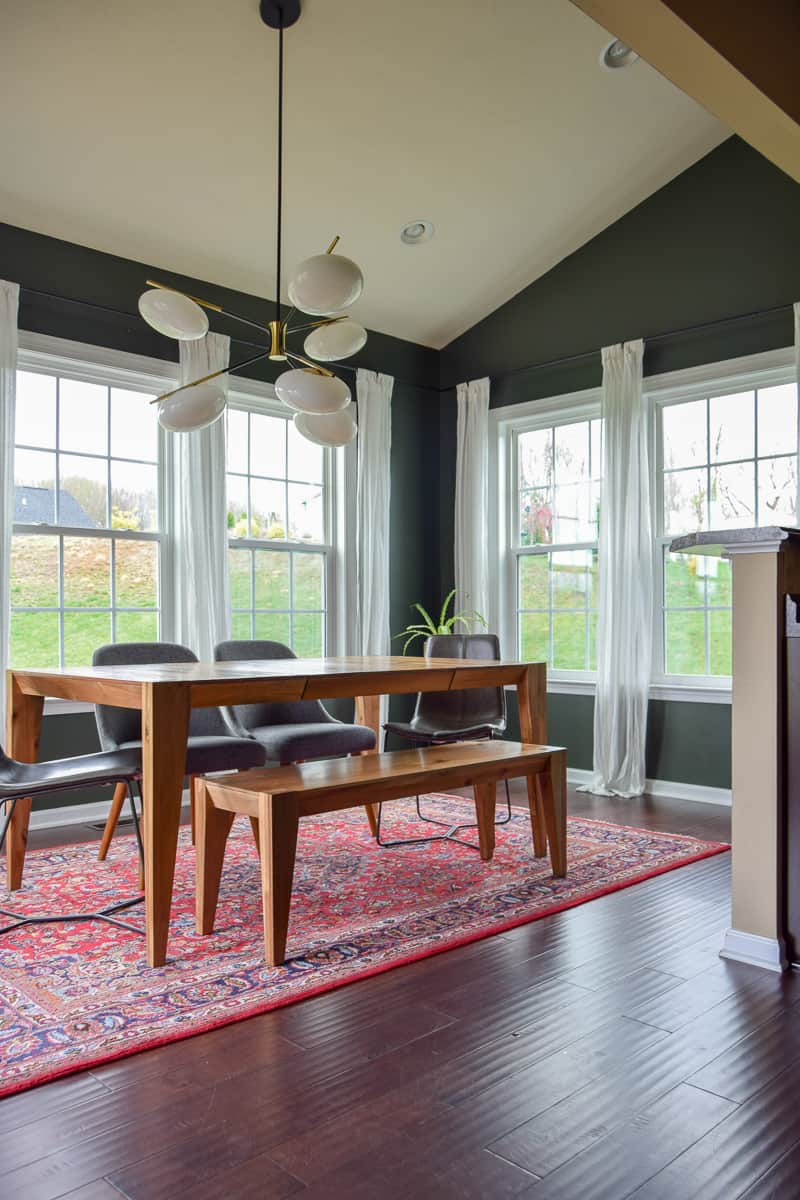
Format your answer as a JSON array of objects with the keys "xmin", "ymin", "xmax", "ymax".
[
  {"xmin": 214, "ymin": 639, "xmax": 376, "ymax": 762},
  {"xmin": 92, "ymin": 642, "xmax": 268, "ymax": 854},
  {"xmin": 0, "ymin": 743, "xmax": 144, "ymax": 935},
  {"xmin": 379, "ymin": 632, "xmax": 512, "ymax": 850}
]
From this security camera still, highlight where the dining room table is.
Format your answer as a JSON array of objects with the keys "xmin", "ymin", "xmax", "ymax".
[{"xmin": 4, "ymin": 655, "xmax": 547, "ymax": 967}]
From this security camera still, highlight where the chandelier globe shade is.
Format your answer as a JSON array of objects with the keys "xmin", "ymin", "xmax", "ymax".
[
  {"xmin": 275, "ymin": 368, "xmax": 351, "ymax": 414},
  {"xmin": 138, "ymin": 289, "xmax": 209, "ymax": 341},
  {"xmin": 288, "ymin": 253, "xmax": 364, "ymax": 316},
  {"xmin": 294, "ymin": 407, "xmax": 357, "ymax": 447},
  {"xmin": 304, "ymin": 318, "xmax": 367, "ymax": 362},
  {"xmin": 158, "ymin": 382, "xmax": 226, "ymax": 432}
]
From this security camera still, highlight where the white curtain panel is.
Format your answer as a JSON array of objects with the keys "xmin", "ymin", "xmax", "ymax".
[
  {"xmin": 169, "ymin": 333, "xmax": 232, "ymax": 661},
  {"xmin": 0, "ymin": 281, "xmax": 19, "ymax": 740},
  {"xmin": 355, "ymin": 369, "xmax": 393, "ymax": 733},
  {"xmin": 455, "ymin": 377, "xmax": 490, "ymax": 621},
  {"xmin": 582, "ymin": 339, "xmax": 652, "ymax": 797}
]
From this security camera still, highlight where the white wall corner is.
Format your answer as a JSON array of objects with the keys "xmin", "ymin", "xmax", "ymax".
[{"xmin": 720, "ymin": 928, "xmax": 787, "ymax": 973}]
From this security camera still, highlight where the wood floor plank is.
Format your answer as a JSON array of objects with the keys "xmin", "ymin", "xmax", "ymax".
[{"xmin": 688, "ymin": 1006, "xmax": 800, "ymax": 1103}]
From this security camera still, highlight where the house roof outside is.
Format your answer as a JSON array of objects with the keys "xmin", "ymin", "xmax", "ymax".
[{"xmin": 14, "ymin": 485, "xmax": 97, "ymax": 528}]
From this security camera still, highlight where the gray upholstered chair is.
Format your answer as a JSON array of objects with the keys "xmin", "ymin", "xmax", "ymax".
[
  {"xmin": 214, "ymin": 639, "xmax": 376, "ymax": 762},
  {"xmin": 0, "ymin": 742, "xmax": 144, "ymax": 935},
  {"xmin": 378, "ymin": 632, "xmax": 512, "ymax": 850},
  {"xmin": 93, "ymin": 642, "xmax": 267, "ymax": 857}
]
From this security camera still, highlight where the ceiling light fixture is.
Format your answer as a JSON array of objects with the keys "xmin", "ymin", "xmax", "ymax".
[
  {"xmin": 400, "ymin": 220, "xmax": 434, "ymax": 245},
  {"xmin": 137, "ymin": 0, "xmax": 363, "ymax": 446},
  {"xmin": 600, "ymin": 38, "xmax": 639, "ymax": 69}
]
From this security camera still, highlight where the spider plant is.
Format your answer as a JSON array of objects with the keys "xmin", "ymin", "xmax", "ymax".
[{"xmin": 393, "ymin": 589, "xmax": 488, "ymax": 654}]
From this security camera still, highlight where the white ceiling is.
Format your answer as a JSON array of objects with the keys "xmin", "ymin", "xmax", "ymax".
[{"xmin": 0, "ymin": 0, "xmax": 726, "ymax": 349}]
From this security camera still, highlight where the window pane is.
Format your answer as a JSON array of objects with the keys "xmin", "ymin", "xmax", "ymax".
[
  {"xmin": 110, "ymin": 388, "xmax": 158, "ymax": 462},
  {"xmin": 254, "ymin": 611, "xmax": 291, "ymax": 644},
  {"xmin": 116, "ymin": 611, "xmax": 158, "ymax": 642},
  {"xmin": 59, "ymin": 379, "xmax": 108, "ymax": 455},
  {"xmin": 10, "ymin": 611, "xmax": 59, "ymax": 668},
  {"xmin": 706, "ymin": 556, "xmax": 731, "ymax": 606},
  {"xmin": 231, "ymin": 612, "xmax": 252, "ymax": 640},
  {"xmin": 64, "ymin": 611, "xmax": 111, "ymax": 666},
  {"xmin": 665, "ymin": 610, "xmax": 706, "ymax": 675},
  {"xmin": 758, "ymin": 455, "xmax": 797, "ymax": 526},
  {"xmin": 519, "ymin": 556, "xmax": 548, "ymax": 609},
  {"xmin": 16, "ymin": 371, "xmax": 56, "ymax": 448},
  {"xmin": 588, "ymin": 610, "xmax": 598, "ymax": 670},
  {"xmin": 226, "ymin": 407, "xmax": 249, "ymax": 473},
  {"xmin": 709, "ymin": 391, "xmax": 754, "ymax": 463},
  {"xmin": 15, "ymin": 449, "xmax": 57, "ymax": 524},
  {"xmin": 552, "ymin": 551, "xmax": 589, "ymax": 609},
  {"xmin": 665, "ymin": 551, "xmax": 705, "ymax": 607},
  {"xmin": 519, "ymin": 488, "xmax": 552, "ymax": 546},
  {"xmin": 519, "ymin": 612, "xmax": 549, "ymax": 662},
  {"xmin": 518, "ymin": 429, "xmax": 552, "ymax": 489},
  {"xmin": 251, "ymin": 478, "xmax": 285, "ymax": 539},
  {"xmin": 116, "ymin": 540, "xmax": 158, "ymax": 608},
  {"xmin": 590, "ymin": 419, "xmax": 603, "ymax": 480},
  {"xmin": 663, "ymin": 399, "xmax": 706, "ymax": 469},
  {"xmin": 758, "ymin": 384, "xmax": 797, "ymax": 458},
  {"xmin": 552, "ymin": 483, "xmax": 592, "ymax": 543},
  {"xmin": 552, "ymin": 612, "xmax": 586, "ymax": 670},
  {"xmin": 554, "ymin": 422, "xmax": 589, "ymax": 484},
  {"xmin": 710, "ymin": 462, "xmax": 755, "ymax": 528},
  {"xmin": 288, "ymin": 483, "xmax": 324, "ymax": 542},
  {"xmin": 288, "ymin": 420, "xmax": 323, "ymax": 484},
  {"xmin": 293, "ymin": 553, "xmax": 323, "ymax": 609},
  {"xmin": 292, "ymin": 612, "xmax": 323, "ymax": 657},
  {"xmin": 59, "ymin": 454, "xmax": 108, "ymax": 526},
  {"xmin": 111, "ymin": 461, "xmax": 158, "ymax": 531},
  {"xmin": 227, "ymin": 473, "xmax": 248, "ymax": 537},
  {"xmin": 588, "ymin": 549, "xmax": 599, "ymax": 609},
  {"xmin": 254, "ymin": 550, "xmax": 289, "ymax": 609},
  {"xmin": 229, "ymin": 548, "xmax": 251, "ymax": 609},
  {"xmin": 250, "ymin": 412, "xmax": 285, "ymax": 479},
  {"xmin": 63, "ymin": 537, "xmax": 111, "ymax": 607},
  {"xmin": 709, "ymin": 609, "xmax": 732, "ymax": 675},
  {"xmin": 664, "ymin": 467, "xmax": 707, "ymax": 534},
  {"xmin": 11, "ymin": 535, "xmax": 58, "ymax": 607}
]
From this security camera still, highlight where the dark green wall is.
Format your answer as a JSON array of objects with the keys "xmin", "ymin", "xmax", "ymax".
[{"xmin": 438, "ymin": 137, "xmax": 800, "ymax": 792}]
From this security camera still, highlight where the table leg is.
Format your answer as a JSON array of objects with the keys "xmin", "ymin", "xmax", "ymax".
[
  {"xmin": 516, "ymin": 664, "xmax": 548, "ymax": 859},
  {"xmin": 354, "ymin": 693, "xmax": 381, "ymax": 836},
  {"xmin": 5, "ymin": 674, "xmax": 44, "ymax": 892},
  {"xmin": 142, "ymin": 681, "xmax": 191, "ymax": 967}
]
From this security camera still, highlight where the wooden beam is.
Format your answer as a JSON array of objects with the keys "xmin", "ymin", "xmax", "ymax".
[{"xmin": 569, "ymin": 0, "xmax": 800, "ymax": 183}]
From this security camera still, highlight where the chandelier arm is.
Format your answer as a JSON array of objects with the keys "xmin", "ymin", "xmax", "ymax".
[
  {"xmin": 285, "ymin": 316, "xmax": 348, "ymax": 336},
  {"xmin": 284, "ymin": 349, "xmax": 335, "ymax": 377},
  {"xmin": 150, "ymin": 350, "xmax": 272, "ymax": 404},
  {"xmin": 145, "ymin": 280, "xmax": 274, "ymax": 336}
]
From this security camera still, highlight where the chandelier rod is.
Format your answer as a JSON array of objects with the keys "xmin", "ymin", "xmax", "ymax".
[{"xmin": 275, "ymin": 16, "xmax": 285, "ymax": 327}]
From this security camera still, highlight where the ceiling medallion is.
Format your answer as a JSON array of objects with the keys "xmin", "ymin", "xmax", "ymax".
[{"xmin": 138, "ymin": 0, "xmax": 362, "ymax": 446}]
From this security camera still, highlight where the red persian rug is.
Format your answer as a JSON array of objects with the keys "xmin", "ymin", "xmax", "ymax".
[{"xmin": 0, "ymin": 796, "xmax": 728, "ymax": 1097}]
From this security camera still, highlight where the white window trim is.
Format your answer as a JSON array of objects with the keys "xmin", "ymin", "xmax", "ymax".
[{"xmin": 490, "ymin": 346, "xmax": 796, "ymax": 706}]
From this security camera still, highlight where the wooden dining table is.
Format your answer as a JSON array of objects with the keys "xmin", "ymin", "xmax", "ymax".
[{"xmin": 5, "ymin": 655, "xmax": 546, "ymax": 967}]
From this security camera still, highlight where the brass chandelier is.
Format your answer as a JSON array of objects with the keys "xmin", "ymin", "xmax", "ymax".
[{"xmin": 137, "ymin": 0, "xmax": 364, "ymax": 447}]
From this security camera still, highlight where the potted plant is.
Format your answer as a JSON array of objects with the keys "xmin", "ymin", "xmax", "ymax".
[{"xmin": 393, "ymin": 589, "xmax": 488, "ymax": 654}]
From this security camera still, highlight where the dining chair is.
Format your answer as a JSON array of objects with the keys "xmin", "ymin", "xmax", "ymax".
[
  {"xmin": 0, "ymin": 742, "xmax": 144, "ymax": 935},
  {"xmin": 214, "ymin": 639, "xmax": 377, "ymax": 762},
  {"xmin": 93, "ymin": 642, "xmax": 267, "ymax": 858},
  {"xmin": 378, "ymin": 632, "xmax": 513, "ymax": 850}
]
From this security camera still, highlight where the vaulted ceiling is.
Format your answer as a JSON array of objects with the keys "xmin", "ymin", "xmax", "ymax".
[{"xmin": 0, "ymin": 0, "xmax": 726, "ymax": 348}]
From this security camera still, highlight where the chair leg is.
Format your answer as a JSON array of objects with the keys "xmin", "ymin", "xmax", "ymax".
[
  {"xmin": 258, "ymin": 793, "xmax": 299, "ymax": 968},
  {"xmin": 537, "ymin": 752, "xmax": 567, "ymax": 877},
  {"xmin": 97, "ymin": 781, "xmax": 127, "ymax": 861},
  {"xmin": 0, "ymin": 797, "xmax": 18, "ymax": 854},
  {"xmin": 194, "ymin": 779, "xmax": 235, "ymax": 935}
]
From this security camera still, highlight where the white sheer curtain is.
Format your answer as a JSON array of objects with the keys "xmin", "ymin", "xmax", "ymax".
[
  {"xmin": 166, "ymin": 333, "xmax": 232, "ymax": 660},
  {"xmin": 0, "ymin": 282, "xmax": 19, "ymax": 739},
  {"xmin": 455, "ymin": 377, "xmax": 490, "ymax": 620},
  {"xmin": 355, "ymin": 369, "xmax": 393, "ymax": 731},
  {"xmin": 581, "ymin": 339, "xmax": 652, "ymax": 796}
]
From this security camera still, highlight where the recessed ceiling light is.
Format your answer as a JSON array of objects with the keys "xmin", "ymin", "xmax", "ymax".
[
  {"xmin": 401, "ymin": 220, "xmax": 434, "ymax": 245},
  {"xmin": 601, "ymin": 38, "xmax": 639, "ymax": 69}
]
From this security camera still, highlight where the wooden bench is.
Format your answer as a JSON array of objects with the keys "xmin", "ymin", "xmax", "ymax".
[{"xmin": 194, "ymin": 740, "xmax": 567, "ymax": 966}]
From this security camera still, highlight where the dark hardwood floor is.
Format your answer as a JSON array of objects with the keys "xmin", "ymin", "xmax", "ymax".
[{"xmin": 4, "ymin": 786, "xmax": 799, "ymax": 1200}]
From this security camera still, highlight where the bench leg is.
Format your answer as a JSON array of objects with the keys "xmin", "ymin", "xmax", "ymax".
[
  {"xmin": 538, "ymin": 751, "xmax": 567, "ymax": 877},
  {"xmin": 195, "ymin": 780, "xmax": 235, "ymax": 935},
  {"xmin": 258, "ymin": 794, "xmax": 299, "ymax": 968},
  {"xmin": 474, "ymin": 781, "xmax": 497, "ymax": 862}
]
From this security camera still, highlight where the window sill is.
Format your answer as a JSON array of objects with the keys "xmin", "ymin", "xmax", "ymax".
[{"xmin": 505, "ymin": 679, "xmax": 731, "ymax": 704}]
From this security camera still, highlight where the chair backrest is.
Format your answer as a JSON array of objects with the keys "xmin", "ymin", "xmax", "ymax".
[
  {"xmin": 92, "ymin": 642, "xmax": 230, "ymax": 750},
  {"xmin": 214, "ymin": 640, "xmax": 329, "ymax": 731},
  {"xmin": 411, "ymin": 633, "xmax": 506, "ymax": 733}
]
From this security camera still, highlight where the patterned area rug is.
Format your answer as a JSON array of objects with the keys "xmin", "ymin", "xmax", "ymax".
[{"xmin": 0, "ymin": 796, "xmax": 728, "ymax": 1097}]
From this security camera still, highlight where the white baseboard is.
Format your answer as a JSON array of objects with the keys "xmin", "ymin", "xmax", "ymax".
[
  {"xmin": 567, "ymin": 768, "xmax": 731, "ymax": 807},
  {"xmin": 720, "ymin": 928, "xmax": 787, "ymax": 973},
  {"xmin": 30, "ymin": 792, "xmax": 191, "ymax": 832}
]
